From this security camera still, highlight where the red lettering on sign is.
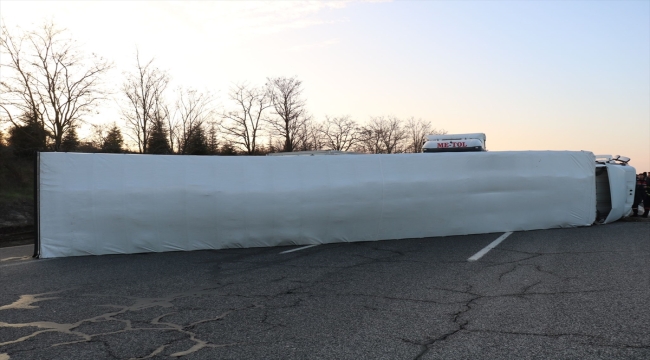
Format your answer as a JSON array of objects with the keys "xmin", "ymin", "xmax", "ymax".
[{"xmin": 436, "ymin": 142, "xmax": 467, "ymax": 148}]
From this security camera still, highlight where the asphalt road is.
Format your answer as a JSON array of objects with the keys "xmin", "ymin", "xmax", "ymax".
[{"xmin": 0, "ymin": 221, "xmax": 648, "ymax": 359}]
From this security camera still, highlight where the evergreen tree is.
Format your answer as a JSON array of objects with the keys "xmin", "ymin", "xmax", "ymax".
[
  {"xmin": 61, "ymin": 127, "xmax": 80, "ymax": 152},
  {"xmin": 219, "ymin": 142, "xmax": 237, "ymax": 156},
  {"xmin": 146, "ymin": 118, "xmax": 171, "ymax": 154},
  {"xmin": 207, "ymin": 122, "xmax": 219, "ymax": 155},
  {"xmin": 102, "ymin": 124, "xmax": 124, "ymax": 153},
  {"xmin": 8, "ymin": 112, "xmax": 48, "ymax": 157},
  {"xmin": 185, "ymin": 125, "xmax": 209, "ymax": 155}
]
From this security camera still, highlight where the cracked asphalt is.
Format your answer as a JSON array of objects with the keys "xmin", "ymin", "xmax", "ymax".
[{"xmin": 0, "ymin": 221, "xmax": 649, "ymax": 359}]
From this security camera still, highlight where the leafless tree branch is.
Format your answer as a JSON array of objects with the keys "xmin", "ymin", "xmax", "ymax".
[
  {"xmin": 357, "ymin": 115, "xmax": 407, "ymax": 154},
  {"xmin": 266, "ymin": 76, "xmax": 310, "ymax": 152},
  {"xmin": 1, "ymin": 21, "xmax": 111, "ymax": 150},
  {"xmin": 221, "ymin": 83, "xmax": 271, "ymax": 154},
  {"xmin": 321, "ymin": 115, "xmax": 360, "ymax": 151},
  {"xmin": 174, "ymin": 87, "xmax": 216, "ymax": 155},
  {"xmin": 121, "ymin": 50, "xmax": 169, "ymax": 154}
]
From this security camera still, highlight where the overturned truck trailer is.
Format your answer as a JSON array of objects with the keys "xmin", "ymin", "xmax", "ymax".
[{"xmin": 35, "ymin": 151, "xmax": 635, "ymax": 258}]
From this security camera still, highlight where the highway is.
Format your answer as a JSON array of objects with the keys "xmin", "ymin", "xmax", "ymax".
[{"xmin": 1, "ymin": 220, "xmax": 648, "ymax": 359}]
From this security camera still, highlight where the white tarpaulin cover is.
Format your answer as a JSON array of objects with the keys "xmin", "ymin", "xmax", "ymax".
[{"xmin": 37, "ymin": 151, "xmax": 596, "ymax": 258}]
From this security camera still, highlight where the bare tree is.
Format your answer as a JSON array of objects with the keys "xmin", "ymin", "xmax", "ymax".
[
  {"xmin": 121, "ymin": 51, "xmax": 169, "ymax": 154},
  {"xmin": 90, "ymin": 123, "xmax": 109, "ymax": 149},
  {"xmin": 221, "ymin": 83, "xmax": 272, "ymax": 154},
  {"xmin": 358, "ymin": 116, "xmax": 407, "ymax": 154},
  {"xmin": 266, "ymin": 135, "xmax": 284, "ymax": 154},
  {"xmin": 306, "ymin": 119, "xmax": 325, "ymax": 151},
  {"xmin": 1, "ymin": 22, "xmax": 112, "ymax": 151},
  {"xmin": 174, "ymin": 87, "xmax": 215, "ymax": 155},
  {"xmin": 293, "ymin": 118, "xmax": 324, "ymax": 151},
  {"xmin": 403, "ymin": 117, "xmax": 448, "ymax": 153},
  {"xmin": 321, "ymin": 115, "xmax": 360, "ymax": 151},
  {"xmin": 356, "ymin": 129, "xmax": 381, "ymax": 154},
  {"xmin": 165, "ymin": 106, "xmax": 178, "ymax": 153},
  {"xmin": 266, "ymin": 76, "xmax": 309, "ymax": 152}
]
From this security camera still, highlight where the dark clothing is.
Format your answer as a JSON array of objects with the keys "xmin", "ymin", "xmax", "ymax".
[
  {"xmin": 632, "ymin": 175, "xmax": 648, "ymax": 216},
  {"xmin": 632, "ymin": 185, "xmax": 644, "ymax": 209}
]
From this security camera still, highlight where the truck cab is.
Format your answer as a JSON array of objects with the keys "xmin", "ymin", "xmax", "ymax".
[
  {"xmin": 423, "ymin": 133, "xmax": 486, "ymax": 153},
  {"xmin": 594, "ymin": 155, "xmax": 636, "ymax": 223}
]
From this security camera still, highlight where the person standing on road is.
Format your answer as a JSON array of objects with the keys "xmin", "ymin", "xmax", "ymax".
[
  {"xmin": 631, "ymin": 173, "xmax": 645, "ymax": 217},
  {"xmin": 643, "ymin": 172, "xmax": 650, "ymax": 218}
]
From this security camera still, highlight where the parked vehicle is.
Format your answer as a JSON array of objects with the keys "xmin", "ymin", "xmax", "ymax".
[
  {"xmin": 594, "ymin": 155, "xmax": 636, "ymax": 223},
  {"xmin": 422, "ymin": 135, "xmax": 635, "ymax": 223},
  {"xmin": 423, "ymin": 133, "xmax": 486, "ymax": 153}
]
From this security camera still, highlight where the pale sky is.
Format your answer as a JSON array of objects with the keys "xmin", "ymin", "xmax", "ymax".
[{"xmin": 1, "ymin": 1, "xmax": 649, "ymax": 170}]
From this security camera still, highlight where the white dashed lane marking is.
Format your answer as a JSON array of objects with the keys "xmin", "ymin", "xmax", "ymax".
[
  {"xmin": 468, "ymin": 232, "xmax": 513, "ymax": 262},
  {"xmin": 279, "ymin": 244, "xmax": 319, "ymax": 254}
]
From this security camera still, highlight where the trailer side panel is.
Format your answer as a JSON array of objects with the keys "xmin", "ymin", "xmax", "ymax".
[{"xmin": 38, "ymin": 151, "xmax": 596, "ymax": 258}]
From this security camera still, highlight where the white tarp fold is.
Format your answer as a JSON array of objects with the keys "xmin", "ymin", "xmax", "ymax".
[{"xmin": 38, "ymin": 151, "xmax": 596, "ymax": 258}]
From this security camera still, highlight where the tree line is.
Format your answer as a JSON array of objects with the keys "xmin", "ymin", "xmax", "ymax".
[{"xmin": 1, "ymin": 22, "xmax": 445, "ymax": 158}]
